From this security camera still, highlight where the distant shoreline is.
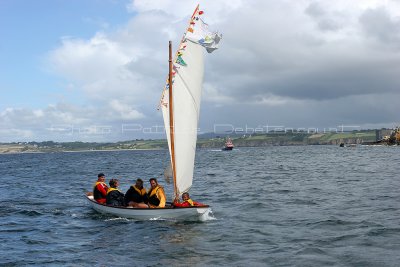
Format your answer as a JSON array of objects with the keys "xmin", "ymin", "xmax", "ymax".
[
  {"xmin": 0, "ymin": 148, "xmax": 165, "ymax": 154},
  {"xmin": 62, "ymin": 148, "xmax": 165, "ymax": 153},
  {"xmin": 0, "ymin": 129, "xmax": 385, "ymax": 154}
]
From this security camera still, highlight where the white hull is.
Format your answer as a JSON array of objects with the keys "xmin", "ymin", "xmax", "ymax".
[{"xmin": 86, "ymin": 195, "xmax": 210, "ymax": 220}]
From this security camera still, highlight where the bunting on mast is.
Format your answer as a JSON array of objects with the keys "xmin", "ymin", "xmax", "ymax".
[
  {"xmin": 159, "ymin": 6, "xmax": 222, "ymax": 198},
  {"xmin": 159, "ymin": 6, "xmax": 222, "ymax": 101}
]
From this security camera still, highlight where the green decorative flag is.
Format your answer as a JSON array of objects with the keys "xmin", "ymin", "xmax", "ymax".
[{"xmin": 176, "ymin": 55, "xmax": 187, "ymax": 66}]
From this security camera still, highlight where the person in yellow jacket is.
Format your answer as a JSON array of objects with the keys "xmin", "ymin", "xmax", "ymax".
[{"xmin": 147, "ymin": 178, "xmax": 166, "ymax": 208}]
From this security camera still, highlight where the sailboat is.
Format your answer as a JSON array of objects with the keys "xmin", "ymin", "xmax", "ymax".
[{"xmin": 86, "ymin": 5, "xmax": 221, "ymax": 220}]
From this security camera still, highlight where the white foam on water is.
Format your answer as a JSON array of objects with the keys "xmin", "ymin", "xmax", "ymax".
[
  {"xmin": 104, "ymin": 217, "xmax": 130, "ymax": 222},
  {"xmin": 200, "ymin": 208, "xmax": 217, "ymax": 221}
]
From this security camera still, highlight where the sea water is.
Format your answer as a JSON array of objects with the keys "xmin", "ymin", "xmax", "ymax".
[{"xmin": 0, "ymin": 146, "xmax": 399, "ymax": 266}]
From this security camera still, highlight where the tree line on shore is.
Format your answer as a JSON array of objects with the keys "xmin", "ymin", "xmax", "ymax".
[{"xmin": 0, "ymin": 130, "xmax": 379, "ymax": 153}]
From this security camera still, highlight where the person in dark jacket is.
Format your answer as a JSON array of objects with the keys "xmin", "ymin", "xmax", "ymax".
[
  {"xmin": 106, "ymin": 178, "xmax": 125, "ymax": 206},
  {"xmin": 93, "ymin": 173, "xmax": 108, "ymax": 204},
  {"xmin": 124, "ymin": 178, "xmax": 149, "ymax": 208}
]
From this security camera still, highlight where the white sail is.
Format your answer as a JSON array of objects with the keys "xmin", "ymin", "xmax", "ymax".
[
  {"xmin": 160, "ymin": 6, "xmax": 221, "ymax": 197},
  {"xmin": 162, "ymin": 40, "xmax": 204, "ymax": 195}
]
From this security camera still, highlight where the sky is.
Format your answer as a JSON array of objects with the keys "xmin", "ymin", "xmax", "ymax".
[{"xmin": 1, "ymin": 0, "xmax": 400, "ymax": 142}]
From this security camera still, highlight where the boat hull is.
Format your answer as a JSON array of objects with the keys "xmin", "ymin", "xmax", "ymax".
[{"xmin": 86, "ymin": 195, "xmax": 210, "ymax": 220}]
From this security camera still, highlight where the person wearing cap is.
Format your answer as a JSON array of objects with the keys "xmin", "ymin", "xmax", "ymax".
[
  {"xmin": 124, "ymin": 178, "xmax": 149, "ymax": 208},
  {"xmin": 147, "ymin": 178, "xmax": 166, "ymax": 208},
  {"xmin": 173, "ymin": 192, "xmax": 206, "ymax": 207},
  {"xmin": 93, "ymin": 173, "xmax": 108, "ymax": 204},
  {"xmin": 106, "ymin": 178, "xmax": 125, "ymax": 206}
]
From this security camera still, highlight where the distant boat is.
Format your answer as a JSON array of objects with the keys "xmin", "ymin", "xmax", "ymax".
[
  {"xmin": 222, "ymin": 138, "xmax": 234, "ymax": 151},
  {"xmin": 339, "ymin": 143, "xmax": 357, "ymax": 148},
  {"xmin": 86, "ymin": 5, "xmax": 221, "ymax": 220}
]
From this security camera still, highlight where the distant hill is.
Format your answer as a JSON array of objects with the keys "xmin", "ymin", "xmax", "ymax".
[
  {"xmin": 0, "ymin": 130, "xmax": 380, "ymax": 153},
  {"xmin": 198, "ymin": 130, "xmax": 377, "ymax": 148}
]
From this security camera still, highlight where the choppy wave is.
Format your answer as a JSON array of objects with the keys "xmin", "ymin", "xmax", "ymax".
[{"xmin": 1, "ymin": 146, "xmax": 399, "ymax": 266}]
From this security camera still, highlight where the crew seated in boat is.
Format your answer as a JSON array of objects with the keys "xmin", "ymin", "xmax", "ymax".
[
  {"xmin": 124, "ymin": 178, "xmax": 149, "ymax": 208},
  {"xmin": 93, "ymin": 173, "xmax": 108, "ymax": 204},
  {"xmin": 106, "ymin": 179, "xmax": 125, "ymax": 207},
  {"xmin": 147, "ymin": 178, "xmax": 166, "ymax": 208},
  {"xmin": 173, "ymin": 192, "xmax": 206, "ymax": 207}
]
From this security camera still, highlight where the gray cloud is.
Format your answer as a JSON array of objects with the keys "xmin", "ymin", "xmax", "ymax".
[
  {"xmin": 305, "ymin": 2, "xmax": 342, "ymax": 31},
  {"xmin": 359, "ymin": 7, "xmax": 400, "ymax": 48},
  {"xmin": 206, "ymin": 0, "xmax": 400, "ymax": 104}
]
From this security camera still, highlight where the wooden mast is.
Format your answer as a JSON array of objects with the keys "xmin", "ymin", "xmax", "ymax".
[{"xmin": 168, "ymin": 41, "xmax": 178, "ymax": 200}]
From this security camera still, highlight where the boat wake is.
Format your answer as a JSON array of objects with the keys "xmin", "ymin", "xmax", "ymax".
[
  {"xmin": 104, "ymin": 217, "xmax": 130, "ymax": 222},
  {"xmin": 200, "ymin": 208, "xmax": 217, "ymax": 221}
]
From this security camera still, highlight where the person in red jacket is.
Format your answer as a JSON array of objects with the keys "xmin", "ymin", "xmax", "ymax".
[
  {"xmin": 93, "ymin": 173, "xmax": 108, "ymax": 204},
  {"xmin": 173, "ymin": 192, "xmax": 206, "ymax": 207}
]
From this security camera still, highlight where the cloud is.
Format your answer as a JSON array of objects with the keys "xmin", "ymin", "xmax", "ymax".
[
  {"xmin": 127, "ymin": 0, "xmax": 244, "ymax": 23},
  {"xmin": 202, "ymin": 83, "xmax": 234, "ymax": 105},
  {"xmin": 206, "ymin": 0, "xmax": 400, "ymax": 104},
  {"xmin": 0, "ymin": 102, "xmax": 146, "ymax": 142},
  {"xmin": 109, "ymin": 99, "xmax": 144, "ymax": 120},
  {"xmin": 2, "ymin": 0, "xmax": 400, "ymax": 141},
  {"xmin": 359, "ymin": 7, "xmax": 400, "ymax": 48},
  {"xmin": 305, "ymin": 2, "xmax": 343, "ymax": 32},
  {"xmin": 49, "ymin": 33, "xmax": 132, "ymax": 83},
  {"xmin": 1, "ymin": 104, "xmax": 89, "ymax": 129}
]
